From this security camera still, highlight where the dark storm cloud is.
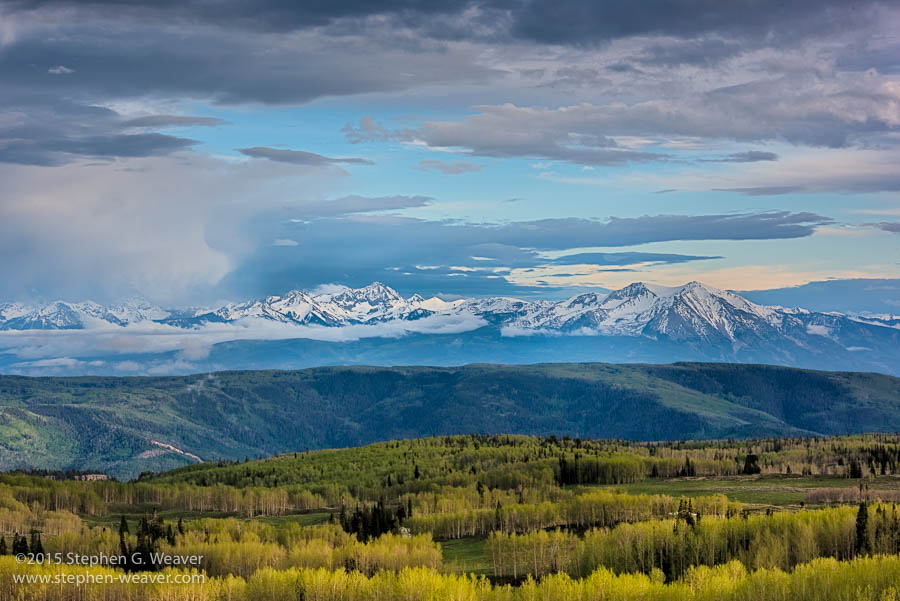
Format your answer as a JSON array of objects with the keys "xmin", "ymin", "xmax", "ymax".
[
  {"xmin": 238, "ymin": 147, "xmax": 373, "ymax": 166},
  {"xmin": 2, "ymin": 0, "xmax": 896, "ymax": 172},
  {"xmin": 3, "ymin": 0, "xmax": 478, "ymax": 34},
  {"xmin": 1, "ymin": 33, "xmax": 490, "ymax": 107},
  {"xmin": 4, "ymin": 0, "xmax": 880, "ymax": 45},
  {"xmin": 506, "ymin": 0, "xmax": 878, "ymax": 46}
]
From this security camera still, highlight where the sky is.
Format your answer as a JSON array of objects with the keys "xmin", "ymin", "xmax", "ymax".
[{"xmin": 1, "ymin": 0, "xmax": 899, "ymax": 310}]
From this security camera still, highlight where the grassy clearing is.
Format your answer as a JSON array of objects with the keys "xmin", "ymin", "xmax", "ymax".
[
  {"xmin": 81, "ymin": 507, "xmax": 331, "ymax": 529},
  {"xmin": 440, "ymin": 537, "xmax": 491, "ymax": 575},
  {"xmin": 589, "ymin": 474, "xmax": 900, "ymax": 508},
  {"xmin": 254, "ymin": 512, "xmax": 332, "ymax": 527}
]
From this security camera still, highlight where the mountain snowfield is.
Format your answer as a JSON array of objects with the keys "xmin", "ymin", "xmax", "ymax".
[
  {"xmin": 1, "ymin": 281, "xmax": 899, "ymax": 375},
  {"xmin": 0, "ymin": 280, "xmax": 894, "ymax": 338}
]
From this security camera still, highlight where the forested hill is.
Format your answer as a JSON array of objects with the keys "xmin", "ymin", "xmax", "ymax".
[{"xmin": 1, "ymin": 362, "xmax": 899, "ymax": 479}]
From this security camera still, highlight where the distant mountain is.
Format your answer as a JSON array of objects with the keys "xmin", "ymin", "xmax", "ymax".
[
  {"xmin": 1, "ymin": 281, "xmax": 899, "ymax": 376},
  {"xmin": 1, "ymin": 362, "xmax": 898, "ymax": 479},
  {"xmin": 0, "ymin": 299, "xmax": 169, "ymax": 329}
]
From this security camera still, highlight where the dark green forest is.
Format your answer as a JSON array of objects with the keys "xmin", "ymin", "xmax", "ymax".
[{"xmin": 1, "ymin": 362, "xmax": 899, "ymax": 478}]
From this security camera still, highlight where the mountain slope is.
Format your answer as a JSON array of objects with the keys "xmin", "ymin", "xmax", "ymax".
[
  {"xmin": 2, "ymin": 281, "xmax": 898, "ymax": 377},
  {"xmin": 0, "ymin": 362, "xmax": 898, "ymax": 479}
]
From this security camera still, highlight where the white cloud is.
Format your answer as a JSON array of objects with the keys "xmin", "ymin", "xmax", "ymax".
[
  {"xmin": 806, "ymin": 324, "xmax": 832, "ymax": 337},
  {"xmin": 0, "ymin": 313, "xmax": 488, "ymax": 364},
  {"xmin": 0, "ymin": 153, "xmax": 346, "ymax": 304},
  {"xmin": 307, "ymin": 283, "xmax": 351, "ymax": 296},
  {"xmin": 113, "ymin": 360, "xmax": 141, "ymax": 371}
]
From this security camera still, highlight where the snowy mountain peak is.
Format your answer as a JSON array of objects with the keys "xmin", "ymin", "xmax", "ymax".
[
  {"xmin": 2, "ymin": 281, "xmax": 898, "ymax": 377},
  {"xmin": 323, "ymin": 282, "xmax": 408, "ymax": 321},
  {"xmin": 1, "ymin": 281, "xmax": 896, "ymax": 363},
  {"xmin": 360, "ymin": 282, "xmax": 403, "ymax": 301},
  {"xmin": 610, "ymin": 282, "xmax": 657, "ymax": 297},
  {"xmin": 601, "ymin": 282, "xmax": 660, "ymax": 309}
]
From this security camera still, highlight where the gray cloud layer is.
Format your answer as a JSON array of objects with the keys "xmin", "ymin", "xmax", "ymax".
[
  {"xmin": 2, "ymin": 0, "xmax": 897, "ymax": 175},
  {"xmin": 123, "ymin": 115, "xmax": 229, "ymax": 128},
  {"xmin": 872, "ymin": 222, "xmax": 900, "ymax": 235},
  {"xmin": 223, "ymin": 210, "xmax": 830, "ymax": 298},
  {"xmin": 238, "ymin": 147, "xmax": 373, "ymax": 166},
  {"xmin": 0, "ymin": 0, "xmax": 896, "ymax": 306},
  {"xmin": 344, "ymin": 71, "xmax": 899, "ymax": 163},
  {"xmin": 0, "ymin": 98, "xmax": 204, "ymax": 165},
  {"xmin": 5, "ymin": 0, "xmax": 883, "ymax": 45},
  {"xmin": 704, "ymin": 151, "xmax": 779, "ymax": 163}
]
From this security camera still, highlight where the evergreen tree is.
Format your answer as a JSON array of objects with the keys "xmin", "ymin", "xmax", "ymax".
[
  {"xmin": 29, "ymin": 531, "xmax": 43, "ymax": 555},
  {"xmin": 0, "ymin": 535, "xmax": 6, "ymax": 555},
  {"xmin": 119, "ymin": 518, "xmax": 132, "ymax": 571},
  {"xmin": 12, "ymin": 533, "xmax": 28, "ymax": 555},
  {"xmin": 742, "ymin": 454, "xmax": 762, "ymax": 475},
  {"xmin": 134, "ymin": 516, "xmax": 155, "ymax": 570},
  {"xmin": 856, "ymin": 501, "xmax": 870, "ymax": 556}
]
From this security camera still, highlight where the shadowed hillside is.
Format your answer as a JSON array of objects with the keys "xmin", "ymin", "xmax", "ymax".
[{"xmin": 0, "ymin": 362, "xmax": 898, "ymax": 478}]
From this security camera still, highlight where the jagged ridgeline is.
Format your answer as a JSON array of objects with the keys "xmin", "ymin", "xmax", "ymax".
[
  {"xmin": 3, "ymin": 281, "xmax": 900, "ymax": 377},
  {"xmin": 1, "ymin": 362, "xmax": 900, "ymax": 478}
]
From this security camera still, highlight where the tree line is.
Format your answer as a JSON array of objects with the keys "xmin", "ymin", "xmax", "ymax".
[
  {"xmin": 488, "ymin": 502, "xmax": 900, "ymax": 581},
  {"xmin": 3, "ymin": 555, "xmax": 900, "ymax": 601},
  {"xmin": 405, "ymin": 491, "xmax": 740, "ymax": 539}
]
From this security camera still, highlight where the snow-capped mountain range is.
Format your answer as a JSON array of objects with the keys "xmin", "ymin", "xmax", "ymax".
[
  {"xmin": 1, "ymin": 281, "xmax": 897, "ymax": 343},
  {"xmin": 2, "ymin": 281, "xmax": 899, "ymax": 376}
]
